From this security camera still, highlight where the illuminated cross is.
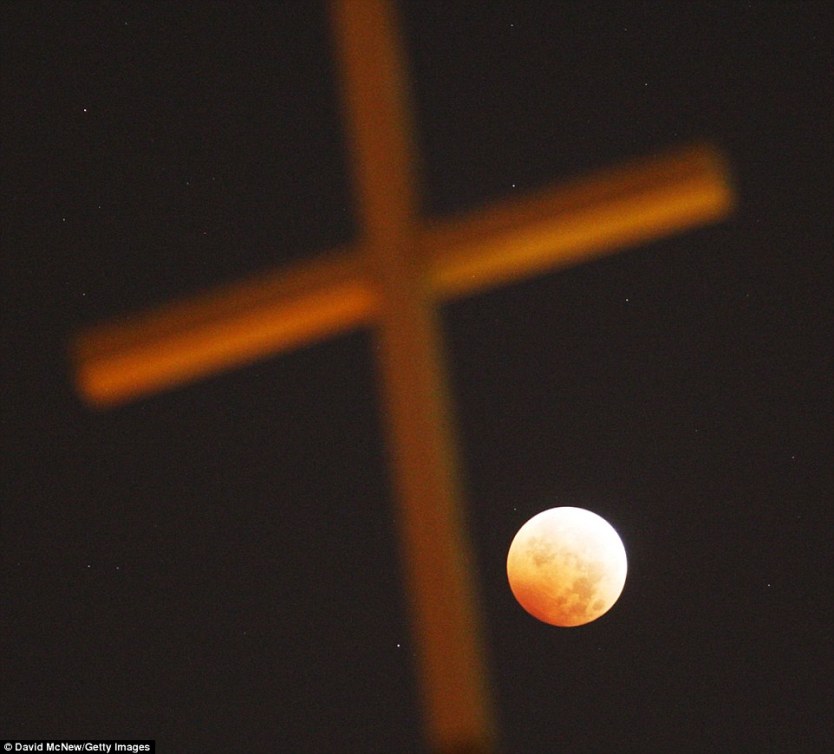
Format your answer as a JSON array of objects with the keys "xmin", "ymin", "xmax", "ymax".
[{"xmin": 71, "ymin": 2, "xmax": 733, "ymax": 752}]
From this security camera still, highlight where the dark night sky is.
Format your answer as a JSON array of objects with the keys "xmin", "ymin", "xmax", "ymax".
[{"xmin": 2, "ymin": 2, "xmax": 832, "ymax": 752}]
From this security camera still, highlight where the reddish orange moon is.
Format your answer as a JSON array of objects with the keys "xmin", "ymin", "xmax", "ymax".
[{"xmin": 507, "ymin": 507, "xmax": 627, "ymax": 627}]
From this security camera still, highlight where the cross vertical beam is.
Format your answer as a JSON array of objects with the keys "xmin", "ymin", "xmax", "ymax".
[{"xmin": 330, "ymin": 2, "xmax": 496, "ymax": 752}]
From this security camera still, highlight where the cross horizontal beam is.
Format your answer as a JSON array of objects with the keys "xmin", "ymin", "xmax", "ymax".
[{"xmin": 72, "ymin": 143, "xmax": 732, "ymax": 406}]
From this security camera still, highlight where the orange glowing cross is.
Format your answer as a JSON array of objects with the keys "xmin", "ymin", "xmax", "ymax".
[{"xmin": 71, "ymin": 2, "xmax": 733, "ymax": 752}]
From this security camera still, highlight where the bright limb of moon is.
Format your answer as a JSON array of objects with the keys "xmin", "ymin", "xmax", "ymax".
[{"xmin": 506, "ymin": 507, "xmax": 627, "ymax": 627}]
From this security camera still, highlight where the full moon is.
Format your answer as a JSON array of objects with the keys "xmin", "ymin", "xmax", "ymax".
[{"xmin": 507, "ymin": 507, "xmax": 627, "ymax": 627}]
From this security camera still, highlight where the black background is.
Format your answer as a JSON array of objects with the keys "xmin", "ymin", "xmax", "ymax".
[{"xmin": 2, "ymin": 2, "xmax": 832, "ymax": 752}]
